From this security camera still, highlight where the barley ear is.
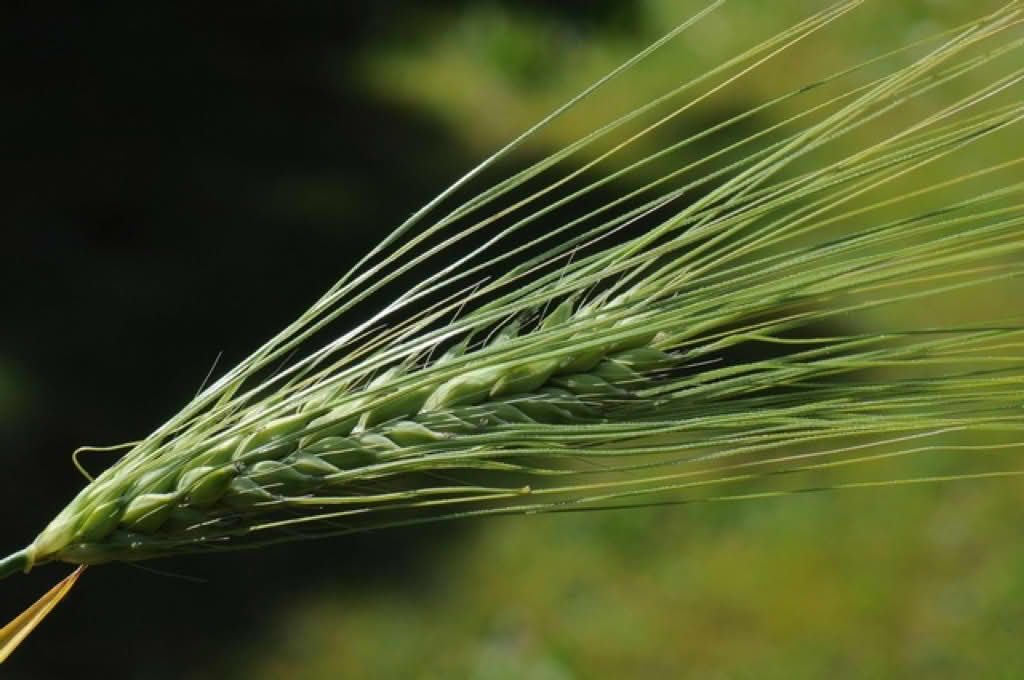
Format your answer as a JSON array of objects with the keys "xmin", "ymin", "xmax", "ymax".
[{"xmin": 2, "ymin": 0, "xmax": 1024, "ymax": 668}]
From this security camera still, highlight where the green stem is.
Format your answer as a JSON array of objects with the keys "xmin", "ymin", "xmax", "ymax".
[{"xmin": 0, "ymin": 548, "xmax": 32, "ymax": 580}]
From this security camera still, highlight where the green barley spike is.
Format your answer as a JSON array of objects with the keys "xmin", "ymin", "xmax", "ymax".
[{"xmin": 3, "ymin": 0, "xmax": 1024, "ymax": 664}]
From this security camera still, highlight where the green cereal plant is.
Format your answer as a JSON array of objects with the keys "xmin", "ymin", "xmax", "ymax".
[{"xmin": 3, "ymin": 0, "xmax": 1024, "ymax": 662}]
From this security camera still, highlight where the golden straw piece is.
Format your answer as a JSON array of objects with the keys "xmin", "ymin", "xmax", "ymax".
[{"xmin": 0, "ymin": 567, "xmax": 85, "ymax": 663}]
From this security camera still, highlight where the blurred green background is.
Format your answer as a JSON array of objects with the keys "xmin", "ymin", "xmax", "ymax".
[{"xmin": 4, "ymin": 1, "xmax": 1023, "ymax": 678}]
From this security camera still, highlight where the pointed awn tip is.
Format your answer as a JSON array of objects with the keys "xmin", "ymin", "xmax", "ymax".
[{"xmin": 0, "ymin": 566, "xmax": 85, "ymax": 664}]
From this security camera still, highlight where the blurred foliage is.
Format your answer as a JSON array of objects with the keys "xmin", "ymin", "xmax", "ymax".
[{"xmin": 3, "ymin": 0, "xmax": 1023, "ymax": 678}]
